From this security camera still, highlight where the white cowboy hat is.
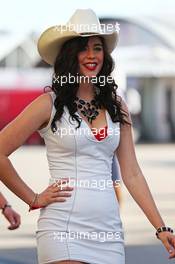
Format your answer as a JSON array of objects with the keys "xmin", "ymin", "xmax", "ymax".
[{"xmin": 37, "ymin": 9, "xmax": 120, "ymax": 65}]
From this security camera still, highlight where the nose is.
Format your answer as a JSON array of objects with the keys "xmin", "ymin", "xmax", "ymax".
[{"xmin": 86, "ymin": 48, "xmax": 95, "ymax": 59}]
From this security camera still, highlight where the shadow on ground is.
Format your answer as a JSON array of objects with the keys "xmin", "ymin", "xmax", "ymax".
[
  {"xmin": 0, "ymin": 248, "xmax": 37, "ymax": 264},
  {"xmin": 0, "ymin": 244, "xmax": 170, "ymax": 264},
  {"xmin": 126, "ymin": 244, "xmax": 170, "ymax": 264}
]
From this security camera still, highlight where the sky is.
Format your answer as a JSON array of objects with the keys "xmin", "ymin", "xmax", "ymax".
[{"xmin": 1, "ymin": 0, "xmax": 175, "ymax": 33}]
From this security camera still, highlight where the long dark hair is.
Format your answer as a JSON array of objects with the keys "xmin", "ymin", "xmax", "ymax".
[{"xmin": 45, "ymin": 36, "xmax": 129, "ymax": 132}]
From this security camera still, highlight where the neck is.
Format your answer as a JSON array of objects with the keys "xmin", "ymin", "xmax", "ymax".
[{"xmin": 76, "ymin": 81, "xmax": 95, "ymax": 101}]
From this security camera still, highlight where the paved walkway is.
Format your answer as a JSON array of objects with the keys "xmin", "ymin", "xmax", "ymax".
[
  {"xmin": 0, "ymin": 144, "xmax": 174, "ymax": 263},
  {"xmin": 0, "ymin": 245, "xmax": 171, "ymax": 264}
]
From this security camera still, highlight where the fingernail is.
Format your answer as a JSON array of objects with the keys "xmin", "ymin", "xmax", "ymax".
[{"xmin": 169, "ymin": 249, "xmax": 172, "ymax": 253}]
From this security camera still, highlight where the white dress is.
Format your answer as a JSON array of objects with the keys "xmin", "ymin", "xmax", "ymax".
[{"xmin": 36, "ymin": 91, "xmax": 125, "ymax": 264}]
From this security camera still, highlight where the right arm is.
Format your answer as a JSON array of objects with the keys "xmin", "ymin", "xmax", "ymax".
[
  {"xmin": 0, "ymin": 192, "xmax": 21, "ymax": 230},
  {"xmin": 0, "ymin": 93, "xmax": 73, "ymax": 208}
]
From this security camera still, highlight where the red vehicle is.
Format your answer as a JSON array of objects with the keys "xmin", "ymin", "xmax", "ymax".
[{"xmin": 0, "ymin": 88, "xmax": 44, "ymax": 145}]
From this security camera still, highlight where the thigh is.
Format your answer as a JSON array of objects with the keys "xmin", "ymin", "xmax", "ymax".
[{"xmin": 51, "ymin": 261, "xmax": 88, "ymax": 264}]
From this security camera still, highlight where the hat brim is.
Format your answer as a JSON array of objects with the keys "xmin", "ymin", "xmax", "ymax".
[{"xmin": 37, "ymin": 25, "xmax": 118, "ymax": 66}]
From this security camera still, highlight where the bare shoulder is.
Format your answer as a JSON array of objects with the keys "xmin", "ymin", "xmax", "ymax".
[
  {"xmin": 30, "ymin": 92, "xmax": 52, "ymax": 113},
  {"xmin": 0, "ymin": 92, "xmax": 53, "ymax": 156},
  {"xmin": 116, "ymin": 95, "xmax": 129, "ymax": 112},
  {"xmin": 17, "ymin": 92, "xmax": 53, "ymax": 129},
  {"xmin": 35, "ymin": 92, "xmax": 53, "ymax": 129},
  {"xmin": 117, "ymin": 95, "xmax": 132, "ymax": 125}
]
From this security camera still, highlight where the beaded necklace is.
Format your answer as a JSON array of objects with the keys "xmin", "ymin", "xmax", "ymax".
[{"xmin": 74, "ymin": 96, "xmax": 102, "ymax": 124}]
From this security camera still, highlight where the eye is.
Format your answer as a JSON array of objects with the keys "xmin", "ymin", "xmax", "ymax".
[{"xmin": 94, "ymin": 47, "xmax": 102, "ymax": 51}]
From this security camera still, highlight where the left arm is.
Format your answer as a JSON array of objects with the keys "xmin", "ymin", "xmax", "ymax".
[
  {"xmin": 116, "ymin": 123, "xmax": 164, "ymax": 230},
  {"xmin": 116, "ymin": 98, "xmax": 175, "ymax": 259}
]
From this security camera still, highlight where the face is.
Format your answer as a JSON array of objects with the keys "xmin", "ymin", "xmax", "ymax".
[{"xmin": 78, "ymin": 36, "xmax": 104, "ymax": 78}]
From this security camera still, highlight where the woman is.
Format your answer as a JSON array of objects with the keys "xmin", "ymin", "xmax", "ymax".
[
  {"xmin": 0, "ymin": 191, "xmax": 21, "ymax": 230},
  {"xmin": 0, "ymin": 8, "xmax": 174, "ymax": 264}
]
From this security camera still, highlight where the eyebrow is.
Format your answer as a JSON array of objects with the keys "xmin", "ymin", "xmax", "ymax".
[{"xmin": 93, "ymin": 43, "xmax": 103, "ymax": 46}]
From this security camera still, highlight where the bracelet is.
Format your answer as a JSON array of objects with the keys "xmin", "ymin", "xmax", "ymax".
[
  {"xmin": 156, "ymin": 226, "xmax": 173, "ymax": 239},
  {"xmin": 29, "ymin": 193, "xmax": 39, "ymax": 212},
  {"xmin": 1, "ymin": 203, "xmax": 12, "ymax": 214}
]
